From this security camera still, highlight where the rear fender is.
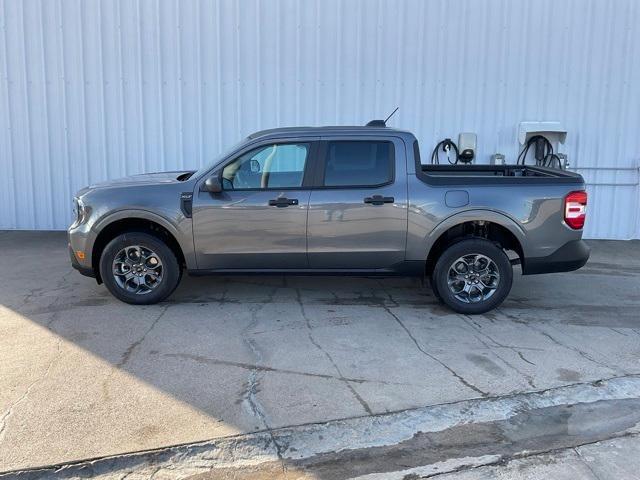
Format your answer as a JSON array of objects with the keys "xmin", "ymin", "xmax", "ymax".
[{"xmin": 424, "ymin": 209, "xmax": 527, "ymax": 260}]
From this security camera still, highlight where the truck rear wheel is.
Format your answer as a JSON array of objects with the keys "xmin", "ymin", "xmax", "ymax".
[
  {"xmin": 99, "ymin": 232, "xmax": 182, "ymax": 305},
  {"xmin": 432, "ymin": 238, "xmax": 512, "ymax": 314},
  {"xmin": 429, "ymin": 271, "xmax": 443, "ymax": 303}
]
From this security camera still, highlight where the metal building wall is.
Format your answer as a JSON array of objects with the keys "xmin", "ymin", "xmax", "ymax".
[{"xmin": 1, "ymin": 0, "xmax": 639, "ymax": 238}]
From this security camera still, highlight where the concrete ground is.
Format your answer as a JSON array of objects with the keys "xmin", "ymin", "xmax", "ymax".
[{"xmin": 0, "ymin": 232, "xmax": 639, "ymax": 478}]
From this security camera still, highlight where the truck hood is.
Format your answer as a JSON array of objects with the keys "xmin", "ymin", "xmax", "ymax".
[{"xmin": 77, "ymin": 171, "xmax": 194, "ymax": 194}]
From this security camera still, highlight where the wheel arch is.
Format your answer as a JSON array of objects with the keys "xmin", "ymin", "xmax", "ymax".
[
  {"xmin": 424, "ymin": 211, "xmax": 526, "ymax": 275},
  {"xmin": 91, "ymin": 211, "xmax": 188, "ymax": 283}
]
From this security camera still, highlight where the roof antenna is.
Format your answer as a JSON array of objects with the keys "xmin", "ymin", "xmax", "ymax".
[
  {"xmin": 384, "ymin": 106, "xmax": 399, "ymax": 125},
  {"xmin": 365, "ymin": 107, "xmax": 399, "ymax": 127}
]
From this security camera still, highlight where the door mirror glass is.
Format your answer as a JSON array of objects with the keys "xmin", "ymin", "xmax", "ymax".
[
  {"xmin": 202, "ymin": 174, "xmax": 222, "ymax": 193},
  {"xmin": 250, "ymin": 159, "xmax": 261, "ymax": 173}
]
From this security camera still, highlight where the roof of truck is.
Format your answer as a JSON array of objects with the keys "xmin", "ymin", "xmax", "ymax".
[{"xmin": 247, "ymin": 125, "xmax": 415, "ymax": 140}]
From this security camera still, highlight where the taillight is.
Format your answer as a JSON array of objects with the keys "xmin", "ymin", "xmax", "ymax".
[{"xmin": 564, "ymin": 191, "xmax": 587, "ymax": 229}]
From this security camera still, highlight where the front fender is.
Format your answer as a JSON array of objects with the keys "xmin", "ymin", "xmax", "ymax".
[{"xmin": 89, "ymin": 209, "xmax": 196, "ymax": 269}]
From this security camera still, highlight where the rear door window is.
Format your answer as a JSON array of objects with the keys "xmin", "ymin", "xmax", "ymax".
[{"xmin": 322, "ymin": 141, "xmax": 394, "ymax": 187}]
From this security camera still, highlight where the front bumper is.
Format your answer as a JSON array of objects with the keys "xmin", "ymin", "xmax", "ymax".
[
  {"xmin": 69, "ymin": 243, "xmax": 95, "ymax": 278},
  {"xmin": 522, "ymin": 239, "xmax": 590, "ymax": 275}
]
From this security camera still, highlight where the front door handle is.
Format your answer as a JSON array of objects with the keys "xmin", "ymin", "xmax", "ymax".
[
  {"xmin": 269, "ymin": 197, "xmax": 299, "ymax": 208},
  {"xmin": 364, "ymin": 195, "xmax": 394, "ymax": 206}
]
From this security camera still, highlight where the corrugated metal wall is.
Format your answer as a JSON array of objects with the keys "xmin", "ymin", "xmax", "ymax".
[{"xmin": 1, "ymin": 0, "xmax": 639, "ymax": 238}]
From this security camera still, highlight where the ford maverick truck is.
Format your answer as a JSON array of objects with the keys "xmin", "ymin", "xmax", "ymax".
[{"xmin": 68, "ymin": 125, "xmax": 589, "ymax": 314}]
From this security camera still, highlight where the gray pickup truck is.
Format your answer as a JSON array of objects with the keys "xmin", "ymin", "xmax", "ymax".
[{"xmin": 68, "ymin": 124, "xmax": 589, "ymax": 314}]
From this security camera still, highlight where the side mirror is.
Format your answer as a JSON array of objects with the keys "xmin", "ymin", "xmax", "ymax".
[{"xmin": 202, "ymin": 174, "xmax": 222, "ymax": 193}]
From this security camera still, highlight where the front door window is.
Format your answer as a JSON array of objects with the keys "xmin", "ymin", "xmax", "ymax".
[{"xmin": 222, "ymin": 143, "xmax": 310, "ymax": 190}]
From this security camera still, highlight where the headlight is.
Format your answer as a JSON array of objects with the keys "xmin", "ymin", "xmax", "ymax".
[
  {"xmin": 71, "ymin": 197, "xmax": 89, "ymax": 227},
  {"xmin": 72, "ymin": 198, "xmax": 79, "ymax": 223}
]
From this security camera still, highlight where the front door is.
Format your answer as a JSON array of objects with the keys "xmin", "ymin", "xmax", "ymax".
[
  {"xmin": 192, "ymin": 141, "xmax": 316, "ymax": 270},
  {"xmin": 307, "ymin": 138, "xmax": 408, "ymax": 269}
]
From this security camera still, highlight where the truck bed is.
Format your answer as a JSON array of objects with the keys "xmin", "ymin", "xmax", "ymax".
[{"xmin": 418, "ymin": 164, "xmax": 584, "ymax": 185}]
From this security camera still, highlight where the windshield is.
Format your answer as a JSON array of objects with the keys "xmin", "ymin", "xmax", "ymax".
[{"xmin": 193, "ymin": 139, "xmax": 247, "ymax": 179}]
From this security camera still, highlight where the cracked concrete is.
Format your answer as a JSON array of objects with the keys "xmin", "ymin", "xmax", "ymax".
[
  {"xmin": 3, "ymin": 375, "xmax": 640, "ymax": 479},
  {"xmin": 383, "ymin": 305, "xmax": 487, "ymax": 397},
  {"xmin": 0, "ymin": 335, "xmax": 62, "ymax": 442},
  {"xmin": 296, "ymin": 288, "xmax": 373, "ymax": 415},
  {"xmin": 0, "ymin": 233, "xmax": 639, "ymax": 477},
  {"xmin": 117, "ymin": 306, "xmax": 171, "ymax": 370},
  {"xmin": 425, "ymin": 434, "xmax": 640, "ymax": 480}
]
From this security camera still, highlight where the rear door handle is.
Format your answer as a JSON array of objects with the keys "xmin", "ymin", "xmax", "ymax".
[
  {"xmin": 364, "ymin": 195, "xmax": 394, "ymax": 206},
  {"xmin": 269, "ymin": 197, "xmax": 299, "ymax": 208}
]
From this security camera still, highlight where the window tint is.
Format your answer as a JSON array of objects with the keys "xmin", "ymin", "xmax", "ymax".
[
  {"xmin": 323, "ymin": 141, "xmax": 393, "ymax": 187},
  {"xmin": 222, "ymin": 143, "xmax": 309, "ymax": 190},
  {"xmin": 413, "ymin": 140, "xmax": 421, "ymax": 165}
]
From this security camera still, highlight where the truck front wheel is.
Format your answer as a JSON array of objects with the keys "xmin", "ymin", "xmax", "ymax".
[
  {"xmin": 99, "ymin": 232, "xmax": 182, "ymax": 305},
  {"xmin": 432, "ymin": 238, "xmax": 513, "ymax": 314}
]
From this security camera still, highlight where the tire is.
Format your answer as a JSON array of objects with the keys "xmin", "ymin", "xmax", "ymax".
[
  {"xmin": 99, "ymin": 232, "xmax": 182, "ymax": 305},
  {"xmin": 432, "ymin": 238, "xmax": 512, "ymax": 314},
  {"xmin": 429, "ymin": 271, "xmax": 443, "ymax": 303}
]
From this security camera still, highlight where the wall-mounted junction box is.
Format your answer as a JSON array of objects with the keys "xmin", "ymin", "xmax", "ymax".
[
  {"xmin": 518, "ymin": 121, "xmax": 568, "ymax": 169},
  {"xmin": 518, "ymin": 121, "xmax": 567, "ymax": 147}
]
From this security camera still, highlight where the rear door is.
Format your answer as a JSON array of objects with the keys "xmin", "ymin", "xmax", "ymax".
[
  {"xmin": 192, "ymin": 139, "xmax": 318, "ymax": 270},
  {"xmin": 306, "ymin": 137, "xmax": 408, "ymax": 269}
]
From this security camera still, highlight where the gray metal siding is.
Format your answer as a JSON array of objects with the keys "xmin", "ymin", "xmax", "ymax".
[{"xmin": 1, "ymin": 0, "xmax": 639, "ymax": 238}]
